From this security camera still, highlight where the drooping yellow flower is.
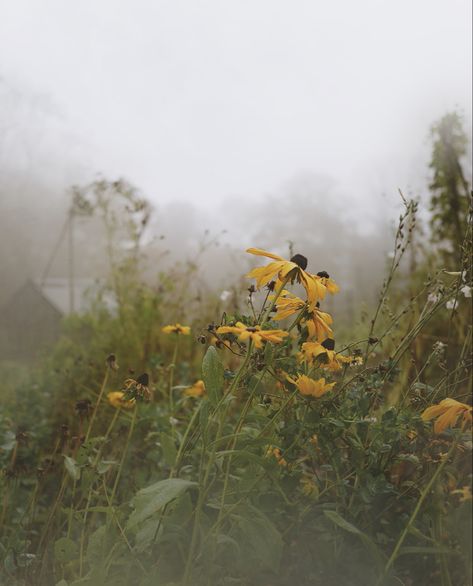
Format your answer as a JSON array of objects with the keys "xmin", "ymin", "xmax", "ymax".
[
  {"xmin": 273, "ymin": 290, "xmax": 333, "ymax": 341},
  {"xmin": 107, "ymin": 391, "xmax": 136, "ymax": 409},
  {"xmin": 162, "ymin": 323, "xmax": 191, "ymax": 335},
  {"xmin": 312, "ymin": 271, "xmax": 340, "ymax": 295},
  {"xmin": 421, "ymin": 398, "xmax": 472, "ymax": 435},
  {"xmin": 246, "ymin": 248, "xmax": 326, "ymax": 308},
  {"xmin": 300, "ymin": 341, "xmax": 358, "ymax": 371},
  {"xmin": 291, "ymin": 374, "xmax": 336, "ymax": 398},
  {"xmin": 273, "ymin": 290, "xmax": 306, "ymax": 320},
  {"xmin": 184, "ymin": 380, "xmax": 206, "ymax": 398},
  {"xmin": 216, "ymin": 321, "xmax": 288, "ymax": 349}
]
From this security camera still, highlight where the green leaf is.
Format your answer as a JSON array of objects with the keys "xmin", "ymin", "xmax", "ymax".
[
  {"xmin": 127, "ymin": 478, "xmax": 197, "ymax": 529},
  {"xmin": 54, "ymin": 537, "xmax": 79, "ymax": 563},
  {"xmin": 86, "ymin": 525, "xmax": 107, "ymax": 567},
  {"xmin": 234, "ymin": 507, "xmax": 283, "ymax": 571},
  {"xmin": 323, "ymin": 510, "xmax": 386, "ymax": 567},
  {"xmin": 64, "ymin": 456, "xmax": 81, "ymax": 481},
  {"xmin": 202, "ymin": 346, "xmax": 224, "ymax": 406},
  {"xmin": 160, "ymin": 433, "xmax": 177, "ymax": 467}
]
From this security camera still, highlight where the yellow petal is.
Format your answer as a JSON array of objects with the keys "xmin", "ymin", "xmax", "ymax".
[
  {"xmin": 434, "ymin": 406, "xmax": 461, "ymax": 434},
  {"xmin": 246, "ymin": 247, "xmax": 285, "ymax": 261}
]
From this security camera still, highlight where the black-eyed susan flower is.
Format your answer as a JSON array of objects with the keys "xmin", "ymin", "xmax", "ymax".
[
  {"xmin": 107, "ymin": 391, "xmax": 136, "ymax": 409},
  {"xmin": 246, "ymin": 248, "xmax": 326, "ymax": 308},
  {"xmin": 313, "ymin": 271, "xmax": 340, "ymax": 295},
  {"xmin": 421, "ymin": 398, "xmax": 472, "ymax": 434},
  {"xmin": 184, "ymin": 380, "xmax": 206, "ymax": 398},
  {"xmin": 216, "ymin": 321, "xmax": 288, "ymax": 349},
  {"xmin": 300, "ymin": 340, "xmax": 358, "ymax": 371},
  {"xmin": 290, "ymin": 374, "xmax": 336, "ymax": 398},
  {"xmin": 273, "ymin": 291, "xmax": 334, "ymax": 342},
  {"xmin": 162, "ymin": 323, "xmax": 191, "ymax": 335}
]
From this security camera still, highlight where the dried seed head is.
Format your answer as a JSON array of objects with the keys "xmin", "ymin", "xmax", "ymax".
[
  {"xmin": 106, "ymin": 354, "xmax": 119, "ymax": 370},
  {"xmin": 291, "ymin": 254, "xmax": 308, "ymax": 270}
]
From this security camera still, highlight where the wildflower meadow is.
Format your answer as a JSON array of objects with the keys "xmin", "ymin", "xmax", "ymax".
[{"xmin": 0, "ymin": 114, "xmax": 471, "ymax": 586}]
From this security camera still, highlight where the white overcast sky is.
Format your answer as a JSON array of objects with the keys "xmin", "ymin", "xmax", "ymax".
[{"xmin": 0, "ymin": 0, "xmax": 471, "ymax": 222}]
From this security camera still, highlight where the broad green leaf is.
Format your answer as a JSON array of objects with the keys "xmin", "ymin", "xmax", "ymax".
[
  {"xmin": 64, "ymin": 456, "xmax": 80, "ymax": 481},
  {"xmin": 234, "ymin": 507, "xmax": 283, "ymax": 571},
  {"xmin": 54, "ymin": 537, "xmax": 78, "ymax": 563},
  {"xmin": 323, "ymin": 510, "xmax": 386, "ymax": 567},
  {"xmin": 202, "ymin": 346, "xmax": 224, "ymax": 406},
  {"xmin": 127, "ymin": 478, "xmax": 197, "ymax": 529},
  {"xmin": 86, "ymin": 525, "xmax": 107, "ymax": 566}
]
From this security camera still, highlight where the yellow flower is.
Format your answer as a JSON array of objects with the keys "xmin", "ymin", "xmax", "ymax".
[
  {"xmin": 162, "ymin": 323, "xmax": 191, "ymax": 335},
  {"xmin": 313, "ymin": 270, "xmax": 340, "ymax": 295},
  {"xmin": 273, "ymin": 290, "xmax": 334, "ymax": 342},
  {"xmin": 421, "ymin": 398, "xmax": 472, "ymax": 434},
  {"xmin": 266, "ymin": 446, "xmax": 287, "ymax": 467},
  {"xmin": 216, "ymin": 321, "xmax": 288, "ymax": 349},
  {"xmin": 291, "ymin": 374, "xmax": 336, "ymax": 398},
  {"xmin": 452, "ymin": 485, "xmax": 472, "ymax": 502},
  {"xmin": 184, "ymin": 380, "xmax": 206, "ymax": 398},
  {"xmin": 273, "ymin": 290, "xmax": 305, "ymax": 319},
  {"xmin": 246, "ymin": 248, "xmax": 327, "ymax": 308},
  {"xmin": 107, "ymin": 391, "xmax": 136, "ymax": 409},
  {"xmin": 300, "ymin": 341, "xmax": 358, "ymax": 371}
]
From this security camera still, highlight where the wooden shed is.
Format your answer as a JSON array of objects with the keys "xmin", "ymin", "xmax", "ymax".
[{"xmin": 0, "ymin": 278, "xmax": 97, "ymax": 361}]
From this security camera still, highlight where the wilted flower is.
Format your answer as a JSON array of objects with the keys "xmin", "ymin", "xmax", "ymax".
[
  {"xmin": 184, "ymin": 380, "xmax": 206, "ymax": 398},
  {"xmin": 216, "ymin": 321, "xmax": 288, "ymax": 349},
  {"xmin": 245, "ymin": 248, "xmax": 327, "ymax": 308},
  {"xmin": 290, "ymin": 374, "xmax": 336, "ymax": 398},
  {"xmin": 122, "ymin": 373, "xmax": 151, "ymax": 401},
  {"xmin": 162, "ymin": 323, "xmax": 191, "ymax": 335},
  {"xmin": 461, "ymin": 285, "xmax": 471, "ymax": 298},
  {"xmin": 421, "ymin": 398, "xmax": 472, "ymax": 434},
  {"xmin": 105, "ymin": 353, "xmax": 119, "ymax": 370},
  {"xmin": 446, "ymin": 299, "xmax": 458, "ymax": 310},
  {"xmin": 75, "ymin": 399, "xmax": 92, "ymax": 419},
  {"xmin": 266, "ymin": 446, "xmax": 287, "ymax": 467},
  {"xmin": 107, "ymin": 391, "xmax": 135, "ymax": 409},
  {"xmin": 452, "ymin": 485, "xmax": 472, "ymax": 502}
]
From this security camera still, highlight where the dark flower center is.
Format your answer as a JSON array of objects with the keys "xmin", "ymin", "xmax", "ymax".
[
  {"xmin": 291, "ymin": 254, "xmax": 308, "ymax": 270},
  {"xmin": 317, "ymin": 271, "xmax": 330, "ymax": 278},
  {"xmin": 321, "ymin": 338, "xmax": 335, "ymax": 351},
  {"xmin": 137, "ymin": 373, "xmax": 149, "ymax": 386}
]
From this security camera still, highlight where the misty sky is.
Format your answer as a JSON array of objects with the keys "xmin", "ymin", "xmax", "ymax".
[{"xmin": 0, "ymin": 0, "xmax": 471, "ymax": 227}]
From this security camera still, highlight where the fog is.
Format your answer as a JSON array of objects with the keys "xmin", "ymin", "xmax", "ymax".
[{"xmin": 0, "ymin": 0, "xmax": 471, "ymax": 311}]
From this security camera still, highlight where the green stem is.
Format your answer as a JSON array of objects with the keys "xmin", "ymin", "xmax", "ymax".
[
  {"xmin": 85, "ymin": 368, "xmax": 109, "ymax": 442},
  {"xmin": 109, "ymin": 406, "xmax": 138, "ymax": 505}
]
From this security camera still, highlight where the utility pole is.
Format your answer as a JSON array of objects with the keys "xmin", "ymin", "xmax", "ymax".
[{"xmin": 68, "ymin": 207, "xmax": 75, "ymax": 313}]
